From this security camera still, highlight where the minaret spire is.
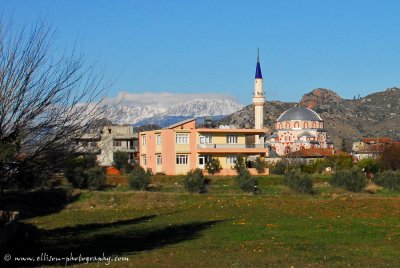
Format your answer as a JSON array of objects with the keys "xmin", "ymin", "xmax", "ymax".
[{"xmin": 255, "ymin": 48, "xmax": 263, "ymax": 79}]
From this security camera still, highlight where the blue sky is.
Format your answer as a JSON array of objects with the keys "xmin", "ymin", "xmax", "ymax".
[{"xmin": 2, "ymin": 0, "xmax": 400, "ymax": 104}]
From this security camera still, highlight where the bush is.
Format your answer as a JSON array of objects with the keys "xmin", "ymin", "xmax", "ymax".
[
  {"xmin": 326, "ymin": 155, "xmax": 353, "ymax": 171},
  {"xmin": 235, "ymin": 168, "xmax": 260, "ymax": 194},
  {"xmin": 205, "ymin": 158, "xmax": 222, "ymax": 175},
  {"xmin": 128, "ymin": 165, "xmax": 152, "ymax": 190},
  {"xmin": 254, "ymin": 157, "xmax": 266, "ymax": 174},
  {"xmin": 374, "ymin": 170, "xmax": 400, "ymax": 190},
  {"xmin": 283, "ymin": 170, "xmax": 313, "ymax": 194},
  {"xmin": 233, "ymin": 155, "xmax": 246, "ymax": 174},
  {"xmin": 183, "ymin": 169, "xmax": 207, "ymax": 193},
  {"xmin": 357, "ymin": 158, "xmax": 384, "ymax": 174},
  {"xmin": 64, "ymin": 155, "xmax": 106, "ymax": 190},
  {"xmin": 330, "ymin": 167, "xmax": 367, "ymax": 192},
  {"xmin": 300, "ymin": 159, "xmax": 327, "ymax": 174},
  {"xmin": 270, "ymin": 160, "xmax": 288, "ymax": 175},
  {"xmin": 86, "ymin": 167, "xmax": 107, "ymax": 190},
  {"xmin": 113, "ymin": 151, "xmax": 132, "ymax": 174}
]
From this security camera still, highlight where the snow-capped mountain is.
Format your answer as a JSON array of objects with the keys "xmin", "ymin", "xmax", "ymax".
[{"xmin": 101, "ymin": 98, "xmax": 243, "ymax": 126}]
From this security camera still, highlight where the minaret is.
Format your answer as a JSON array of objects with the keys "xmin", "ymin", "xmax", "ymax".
[{"xmin": 253, "ymin": 49, "xmax": 265, "ymax": 144}]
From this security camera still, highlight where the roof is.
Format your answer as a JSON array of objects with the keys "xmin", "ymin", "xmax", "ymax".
[
  {"xmin": 196, "ymin": 128, "xmax": 266, "ymax": 134},
  {"xmin": 255, "ymin": 60, "xmax": 262, "ymax": 79},
  {"xmin": 288, "ymin": 148, "xmax": 349, "ymax": 158},
  {"xmin": 298, "ymin": 131, "xmax": 314, "ymax": 138},
  {"xmin": 163, "ymin": 118, "xmax": 196, "ymax": 129},
  {"xmin": 362, "ymin": 138, "xmax": 393, "ymax": 144},
  {"xmin": 277, "ymin": 107, "xmax": 322, "ymax": 122}
]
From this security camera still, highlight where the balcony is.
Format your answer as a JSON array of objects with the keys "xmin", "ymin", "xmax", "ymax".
[
  {"xmin": 75, "ymin": 146, "xmax": 101, "ymax": 154},
  {"xmin": 196, "ymin": 143, "xmax": 268, "ymax": 154},
  {"xmin": 112, "ymin": 133, "xmax": 139, "ymax": 139},
  {"xmin": 113, "ymin": 146, "xmax": 139, "ymax": 152}
]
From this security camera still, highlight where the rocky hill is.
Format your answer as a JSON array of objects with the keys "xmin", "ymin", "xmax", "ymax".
[{"xmin": 220, "ymin": 87, "xmax": 400, "ymax": 149}]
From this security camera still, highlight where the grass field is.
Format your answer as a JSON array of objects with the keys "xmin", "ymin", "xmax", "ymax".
[{"xmin": 2, "ymin": 175, "xmax": 400, "ymax": 267}]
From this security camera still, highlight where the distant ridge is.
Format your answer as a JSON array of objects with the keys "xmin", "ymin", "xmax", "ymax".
[{"xmin": 101, "ymin": 98, "xmax": 243, "ymax": 126}]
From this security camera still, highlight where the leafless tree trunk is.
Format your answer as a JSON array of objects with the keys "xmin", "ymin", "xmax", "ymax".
[{"xmin": 0, "ymin": 19, "xmax": 107, "ymax": 191}]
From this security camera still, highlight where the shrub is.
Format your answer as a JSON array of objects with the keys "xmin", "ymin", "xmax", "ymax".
[
  {"xmin": 326, "ymin": 155, "xmax": 353, "ymax": 171},
  {"xmin": 254, "ymin": 157, "xmax": 266, "ymax": 174},
  {"xmin": 183, "ymin": 169, "xmax": 207, "ymax": 193},
  {"xmin": 235, "ymin": 168, "xmax": 260, "ymax": 194},
  {"xmin": 113, "ymin": 151, "xmax": 132, "ymax": 174},
  {"xmin": 233, "ymin": 155, "xmax": 246, "ymax": 174},
  {"xmin": 357, "ymin": 158, "xmax": 384, "ymax": 174},
  {"xmin": 270, "ymin": 160, "xmax": 288, "ymax": 175},
  {"xmin": 283, "ymin": 170, "xmax": 313, "ymax": 194},
  {"xmin": 64, "ymin": 155, "xmax": 106, "ymax": 190},
  {"xmin": 374, "ymin": 170, "xmax": 400, "ymax": 190},
  {"xmin": 128, "ymin": 165, "xmax": 152, "ymax": 190},
  {"xmin": 86, "ymin": 167, "xmax": 107, "ymax": 190},
  {"xmin": 330, "ymin": 167, "xmax": 367, "ymax": 192},
  {"xmin": 205, "ymin": 158, "xmax": 222, "ymax": 175},
  {"xmin": 300, "ymin": 159, "xmax": 326, "ymax": 174}
]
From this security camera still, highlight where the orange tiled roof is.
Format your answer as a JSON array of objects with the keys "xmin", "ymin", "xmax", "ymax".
[
  {"xmin": 362, "ymin": 138, "xmax": 393, "ymax": 144},
  {"xmin": 288, "ymin": 148, "xmax": 349, "ymax": 158}
]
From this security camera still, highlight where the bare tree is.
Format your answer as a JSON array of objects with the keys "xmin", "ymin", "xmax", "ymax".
[{"xmin": 0, "ymin": 19, "xmax": 107, "ymax": 191}]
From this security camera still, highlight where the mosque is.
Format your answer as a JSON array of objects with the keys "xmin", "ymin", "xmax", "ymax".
[{"xmin": 252, "ymin": 53, "xmax": 333, "ymax": 156}]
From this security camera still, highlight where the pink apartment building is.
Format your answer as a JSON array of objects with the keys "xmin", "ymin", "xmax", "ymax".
[{"xmin": 139, "ymin": 118, "xmax": 269, "ymax": 175}]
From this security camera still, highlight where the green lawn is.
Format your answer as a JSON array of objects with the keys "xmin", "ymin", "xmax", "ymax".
[{"xmin": 2, "ymin": 175, "xmax": 400, "ymax": 267}]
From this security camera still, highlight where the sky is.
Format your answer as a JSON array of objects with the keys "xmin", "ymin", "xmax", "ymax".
[{"xmin": 2, "ymin": 0, "xmax": 400, "ymax": 105}]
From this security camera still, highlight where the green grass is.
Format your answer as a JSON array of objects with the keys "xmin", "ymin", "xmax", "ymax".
[{"xmin": 2, "ymin": 175, "xmax": 400, "ymax": 267}]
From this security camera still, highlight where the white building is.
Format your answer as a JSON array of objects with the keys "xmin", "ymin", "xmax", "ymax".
[
  {"xmin": 76, "ymin": 125, "xmax": 139, "ymax": 166},
  {"xmin": 266, "ymin": 107, "xmax": 333, "ymax": 156}
]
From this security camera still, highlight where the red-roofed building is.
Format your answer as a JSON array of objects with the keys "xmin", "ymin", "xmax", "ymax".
[
  {"xmin": 353, "ymin": 138, "xmax": 398, "ymax": 160},
  {"xmin": 287, "ymin": 148, "xmax": 349, "ymax": 163}
]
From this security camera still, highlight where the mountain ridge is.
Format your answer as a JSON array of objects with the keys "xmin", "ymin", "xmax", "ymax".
[{"xmin": 101, "ymin": 98, "xmax": 244, "ymax": 126}]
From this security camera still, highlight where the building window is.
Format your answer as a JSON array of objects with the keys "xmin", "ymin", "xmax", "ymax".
[
  {"xmin": 142, "ymin": 155, "xmax": 147, "ymax": 165},
  {"xmin": 90, "ymin": 141, "xmax": 97, "ymax": 147},
  {"xmin": 156, "ymin": 134, "xmax": 162, "ymax": 145},
  {"xmin": 113, "ymin": 140, "xmax": 121, "ymax": 147},
  {"xmin": 176, "ymin": 133, "xmax": 189, "ymax": 144},
  {"xmin": 285, "ymin": 122, "xmax": 290, "ymax": 128},
  {"xmin": 304, "ymin": 122, "xmax": 309, "ymax": 128},
  {"xmin": 226, "ymin": 134, "xmax": 238, "ymax": 144},
  {"xmin": 199, "ymin": 134, "xmax": 212, "ymax": 144},
  {"xmin": 176, "ymin": 154, "xmax": 189, "ymax": 165},
  {"xmin": 142, "ymin": 135, "xmax": 146, "ymax": 146},
  {"xmin": 81, "ymin": 141, "xmax": 88, "ymax": 147},
  {"xmin": 226, "ymin": 155, "xmax": 236, "ymax": 164},
  {"xmin": 156, "ymin": 154, "xmax": 162, "ymax": 165},
  {"xmin": 294, "ymin": 122, "xmax": 299, "ymax": 128},
  {"xmin": 312, "ymin": 122, "xmax": 316, "ymax": 128}
]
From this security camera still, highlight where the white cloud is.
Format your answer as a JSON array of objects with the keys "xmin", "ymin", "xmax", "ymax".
[{"xmin": 101, "ymin": 91, "xmax": 240, "ymax": 108}]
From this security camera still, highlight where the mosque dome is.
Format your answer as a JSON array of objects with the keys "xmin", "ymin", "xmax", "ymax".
[{"xmin": 277, "ymin": 107, "xmax": 322, "ymax": 122}]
